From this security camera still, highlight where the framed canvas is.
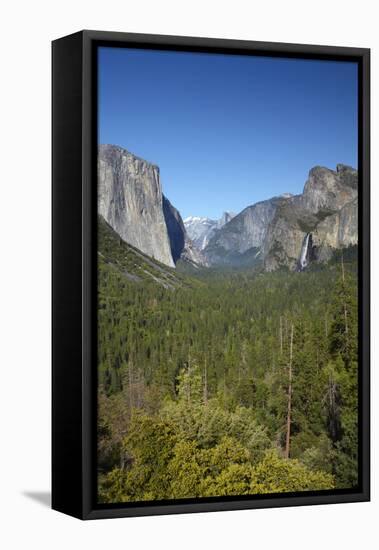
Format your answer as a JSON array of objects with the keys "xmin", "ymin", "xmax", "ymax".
[{"xmin": 52, "ymin": 30, "xmax": 370, "ymax": 520}]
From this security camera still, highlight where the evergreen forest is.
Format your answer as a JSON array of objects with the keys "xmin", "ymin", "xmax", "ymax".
[{"xmin": 97, "ymin": 217, "xmax": 359, "ymax": 503}]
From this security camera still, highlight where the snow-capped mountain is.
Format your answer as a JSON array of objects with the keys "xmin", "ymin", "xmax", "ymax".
[{"xmin": 184, "ymin": 212, "xmax": 236, "ymax": 250}]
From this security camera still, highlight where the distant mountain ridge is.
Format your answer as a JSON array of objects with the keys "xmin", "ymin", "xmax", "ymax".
[
  {"xmin": 98, "ymin": 144, "xmax": 357, "ymax": 272},
  {"xmin": 184, "ymin": 212, "xmax": 236, "ymax": 250},
  {"xmin": 201, "ymin": 164, "xmax": 358, "ymax": 270}
]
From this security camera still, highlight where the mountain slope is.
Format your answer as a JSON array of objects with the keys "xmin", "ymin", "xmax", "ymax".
[
  {"xmin": 203, "ymin": 198, "xmax": 283, "ymax": 266},
  {"xmin": 98, "ymin": 215, "xmax": 191, "ymax": 290}
]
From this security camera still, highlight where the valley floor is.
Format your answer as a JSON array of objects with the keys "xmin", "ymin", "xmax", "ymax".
[{"xmin": 97, "ymin": 221, "xmax": 359, "ymax": 503}]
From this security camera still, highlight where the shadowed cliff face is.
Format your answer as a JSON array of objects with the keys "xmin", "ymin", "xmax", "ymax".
[
  {"xmin": 98, "ymin": 145, "xmax": 175, "ymax": 267},
  {"xmin": 163, "ymin": 197, "xmax": 208, "ymax": 267},
  {"xmin": 162, "ymin": 196, "xmax": 185, "ymax": 264}
]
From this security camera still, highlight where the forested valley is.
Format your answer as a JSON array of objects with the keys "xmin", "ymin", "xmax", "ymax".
[{"xmin": 97, "ymin": 218, "xmax": 358, "ymax": 503}]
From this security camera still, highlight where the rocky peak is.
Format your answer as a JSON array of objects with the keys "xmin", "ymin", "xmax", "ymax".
[
  {"xmin": 263, "ymin": 164, "xmax": 358, "ymax": 271},
  {"xmin": 336, "ymin": 164, "xmax": 358, "ymax": 189},
  {"xmin": 218, "ymin": 211, "xmax": 236, "ymax": 227},
  {"xmin": 301, "ymin": 165, "xmax": 357, "ymax": 215}
]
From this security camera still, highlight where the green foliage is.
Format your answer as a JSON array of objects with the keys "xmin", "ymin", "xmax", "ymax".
[
  {"xmin": 160, "ymin": 369, "xmax": 271, "ymax": 462},
  {"xmin": 168, "ymin": 440, "xmax": 204, "ymax": 498},
  {"xmin": 176, "ymin": 364, "xmax": 203, "ymax": 404},
  {"xmin": 97, "ymin": 220, "xmax": 358, "ymax": 501},
  {"xmin": 121, "ymin": 412, "xmax": 178, "ymax": 500},
  {"xmin": 98, "ymin": 467, "xmax": 129, "ymax": 503},
  {"xmin": 204, "ymin": 464, "xmax": 254, "ymax": 497},
  {"xmin": 250, "ymin": 450, "xmax": 335, "ymax": 494},
  {"xmin": 201, "ymin": 437, "xmax": 253, "ymax": 496},
  {"xmin": 296, "ymin": 434, "xmax": 335, "ymax": 474},
  {"xmin": 99, "ymin": 433, "xmax": 334, "ymax": 501}
]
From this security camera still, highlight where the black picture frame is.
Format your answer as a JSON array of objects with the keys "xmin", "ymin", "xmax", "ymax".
[{"xmin": 52, "ymin": 30, "xmax": 370, "ymax": 520}]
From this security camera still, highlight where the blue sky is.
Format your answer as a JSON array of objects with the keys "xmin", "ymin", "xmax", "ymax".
[{"xmin": 98, "ymin": 47, "xmax": 358, "ymax": 220}]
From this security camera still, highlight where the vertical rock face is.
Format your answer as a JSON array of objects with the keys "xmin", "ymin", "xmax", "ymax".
[
  {"xmin": 162, "ymin": 196, "xmax": 186, "ymax": 263},
  {"xmin": 163, "ymin": 197, "xmax": 208, "ymax": 266},
  {"xmin": 312, "ymin": 197, "xmax": 358, "ymax": 262},
  {"xmin": 301, "ymin": 164, "xmax": 357, "ymax": 213},
  {"xmin": 263, "ymin": 165, "xmax": 358, "ymax": 271},
  {"xmin": 203, "ymin": 198, "xmax": 282, "ymax": 266},
  {"xmin": 98, "ymin": 145, "xmax": 175, "ymax": 267},
  {"xmin": 98, "ymin": 146, "xmax": 358, "ymax": 273},
  {"xmin": 200, "ymin": 164, "xmax": 357, "ymax": 271}
]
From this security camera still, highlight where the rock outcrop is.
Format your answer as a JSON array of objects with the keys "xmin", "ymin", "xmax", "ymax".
[
  {"xmin": 312, "ymin": 197, "xmax": 358, "ymax": 262},
  {"xmin": 203, "ymin": 198, "xmax": 282, "ymax": 266},
  {"xmin": 200, "ymin": 164, "xmax": 357, "ymax": 270},
  {"xmin": 163, "ymin": 197, "xmax": 208, "ymax": 266},
  {"xmin": 162, "ymin": 196, "xmax": 186, "ymax": 264},
  {"xmin": 98, "ymin": 144, "xmax": 207, "ymax": 269},
  {"xmin": 98, "ymin": 145, "xmax": 175, "ymax": 267},
  {"xmin": 263, "ymin": 165, "xmax": 358, "ymax": 271}
]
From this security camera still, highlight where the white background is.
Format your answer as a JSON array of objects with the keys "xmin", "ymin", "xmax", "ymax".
[{"xmin": 0, "ymin": 1, "xmax": 376, "ymax": 548}]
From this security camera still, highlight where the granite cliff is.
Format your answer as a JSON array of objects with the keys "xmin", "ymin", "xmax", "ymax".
[
  {"xmin": 98, "ymin": 144, "xmax": 175, "ymax": 267},
  {"xmin": 98, "ymin": 145, "xmax": 206, "ymax": 269},
  {"xmin": 98, "ymin": 145, "xmax": 357, "ymax": 272},
  {"xmin": 263, "ymin": 164, "xmax": 358, "ymax": 271},
  {"xmin": 203, "ymin": 198, "xmax": 282, "ymax": 266},
  {"xmin": 200, "ymin": 164, "xmax": 357, "ymax": 270},
  {"xmin": 163, "ymin": 197, "xmax": 208, "ymax": 267}
]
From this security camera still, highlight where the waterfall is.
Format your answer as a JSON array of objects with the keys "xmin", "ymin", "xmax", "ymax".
[{"xmin": 299, "ymin": 233, "xmax": 311, "ymax": 270}]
